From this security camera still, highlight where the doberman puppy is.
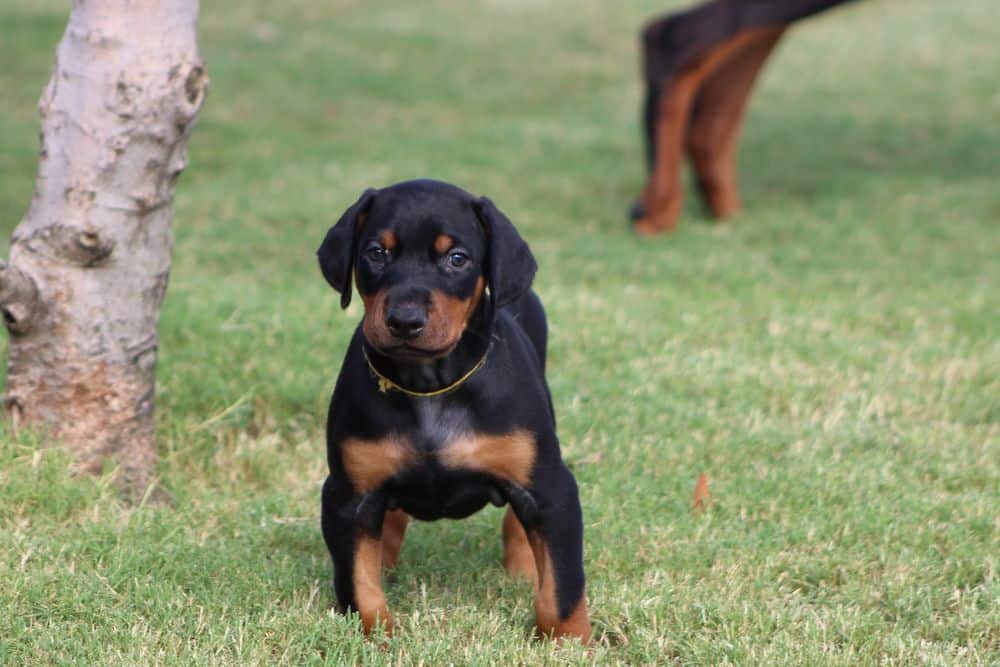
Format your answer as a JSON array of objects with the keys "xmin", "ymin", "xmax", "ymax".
[{"xmin": 316, "ymin": 179, "xmax": 591, "ymax": 642}]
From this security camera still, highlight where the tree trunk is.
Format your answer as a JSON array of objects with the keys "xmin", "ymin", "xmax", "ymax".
[{"xmin": 1, "ymin": 0, "xmax": 207, "ymax": 493}]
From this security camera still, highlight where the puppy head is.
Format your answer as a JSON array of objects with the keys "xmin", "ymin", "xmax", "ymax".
[{"xmin": 317, "ymin": 179, "xmax": 536, "ymax": 361}]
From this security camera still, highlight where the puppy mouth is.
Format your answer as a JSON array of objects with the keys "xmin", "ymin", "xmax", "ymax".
[{"xmin": 378, "ymin": 340, "xmax": 458, "ymax": 361}]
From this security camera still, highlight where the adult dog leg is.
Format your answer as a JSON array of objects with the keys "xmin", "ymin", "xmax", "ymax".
[
  {"xmin": 637, "ymin": 28, "xmax": 782, "ymax": 234},
  {"xmin": 686, "ymin": 27, "xmax": 785, "ymax": 219}
]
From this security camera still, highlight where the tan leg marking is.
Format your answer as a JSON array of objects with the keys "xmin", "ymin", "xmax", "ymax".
[
  {"xmin": 381, "ymin": 509, "xmax": 409, "ymax": 570},
  {"xmin": 502, "ymin": 507, "xmax": 536, "ymax": 583},
  {"xmin": 439, "ymin": 429, "xmax": 536, "ymax": 486},
  {"xmin": 353, "ymin": 534, "xmax": 393, "ymax": 635},
  {"xmin": 529, "ymin": 534, "xmax": 592, "ymax": 643},
  {"xmin": 341, "ymin": 435, "xmax": 414, "ymax": 494}
]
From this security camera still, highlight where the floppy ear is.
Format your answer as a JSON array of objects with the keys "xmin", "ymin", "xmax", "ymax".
[
  {"xmin": 317, "ymin": 189, "xmax": 376, "ymax": 309},
  {"xmin": 473, "ymin": 196, "xmax": 537, "ymax": 322}
]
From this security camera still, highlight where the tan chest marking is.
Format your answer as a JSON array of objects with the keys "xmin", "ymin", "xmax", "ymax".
[
  {"xmin": 439, "ymin": 429, "xmax": 537, "ymax": 487},
  {"xmin": 341, "ymin": 435, "xmax": 415, "ymax": 494}
]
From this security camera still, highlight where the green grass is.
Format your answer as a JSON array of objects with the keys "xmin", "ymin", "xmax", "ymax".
[{"xmin": 1, "ymin": 0, "xmax": 997, "ymax": 664}]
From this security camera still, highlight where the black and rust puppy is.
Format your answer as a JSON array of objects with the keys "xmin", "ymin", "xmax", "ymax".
[{"xmin": 316, "ymin": 179, "xmax": 591, "ymax": 642}]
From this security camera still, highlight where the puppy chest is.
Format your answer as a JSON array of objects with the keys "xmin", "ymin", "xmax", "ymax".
[
  {"xmin": 339, "ymin": 411, "xmax": 537, "ymax": 494},
  {"xmin": 412, "ymin": 401, "xmax": 474, "ymax": 454}
]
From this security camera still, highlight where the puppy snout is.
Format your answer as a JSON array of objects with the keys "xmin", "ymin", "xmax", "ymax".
[{"xmin": 386, "ymin": 303, "xmax": 427, "ymax": 340}]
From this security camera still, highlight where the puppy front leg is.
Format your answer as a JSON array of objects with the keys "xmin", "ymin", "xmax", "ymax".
[
  {"xmin": 321, "ymin": 476, "xmax": 393, "ymax": 634},
  {"xmin": 523, "ymin": 463, "xmax": 592, "ymax": 643}
]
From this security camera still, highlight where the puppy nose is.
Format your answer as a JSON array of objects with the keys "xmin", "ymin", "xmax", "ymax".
[{"xmin": 386, "ymin": 304, "xmax": 427, "ymax": 340}]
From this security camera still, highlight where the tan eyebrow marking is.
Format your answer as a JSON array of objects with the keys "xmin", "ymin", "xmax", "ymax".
[
  {"xmin": 378, "ymin": 230, "xmax": 397, "ymax": 250},
  {"xmin": 434, "ymin": 234, "xmax": 454, "ymax": 254}
]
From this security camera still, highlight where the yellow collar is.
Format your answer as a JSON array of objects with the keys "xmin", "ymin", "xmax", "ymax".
[{"xmin": 362, "ymin": 346, "xmax": 489, "ymax": 398}]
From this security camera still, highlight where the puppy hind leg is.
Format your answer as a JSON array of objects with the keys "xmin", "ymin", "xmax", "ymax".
[
  {"xmin": 381, "ymin": 509, "xmax": 409, "ymax": 571},
  {"xmin": 502, "ymin": 506, "xmax": 537, "ymax": 583}
]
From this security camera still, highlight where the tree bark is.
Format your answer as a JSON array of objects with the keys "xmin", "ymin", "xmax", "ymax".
[{"xmin": 1, "ymin": 0, "xmax": 207, "ymax": 493}]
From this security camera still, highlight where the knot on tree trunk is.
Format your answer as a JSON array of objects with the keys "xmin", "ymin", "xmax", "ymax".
[
  {"xmin": 0, "ymin": 261, "xmax": 41, "ymax": 335},
  {"xmin": 27, "ymin": 222, "xmax": 116, "ymax": 267},
  {"xmin": 170, "ymin": 61, "xmax": 208, "ymax": 131}
]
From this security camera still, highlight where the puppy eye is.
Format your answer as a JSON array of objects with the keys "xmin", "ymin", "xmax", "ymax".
[
  {"xmin": 366, "ymin": 246, "xmax": 387, "ymax": 263},
  {"xmin": 448, "ymin": 251, "xmax": 469, "ymax": 269}
]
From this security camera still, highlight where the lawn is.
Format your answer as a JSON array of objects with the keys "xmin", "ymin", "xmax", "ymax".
[{"xmin": 1, "ymin": 0, "xmax": 997, "ymax": 664}]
